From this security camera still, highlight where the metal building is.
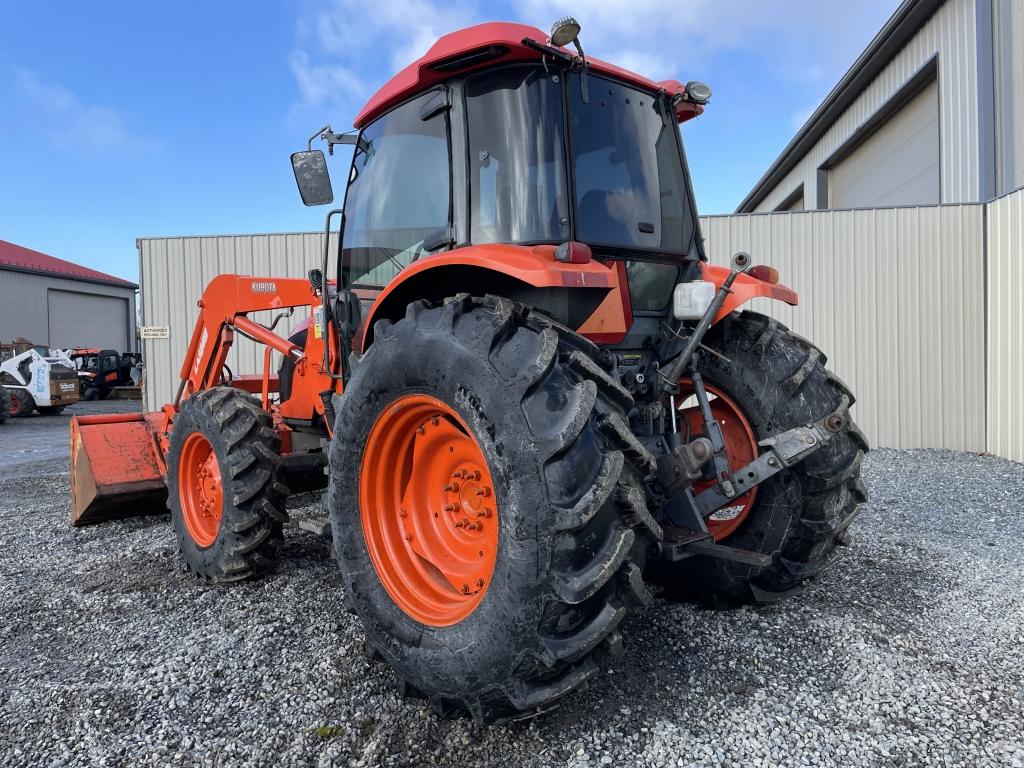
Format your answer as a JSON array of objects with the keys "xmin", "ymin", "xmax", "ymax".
[
  {"xmin": 136, "ymin": 0, "xmax": 1024, "ymax": 461},
  {"xmin": 737, "ymin": 0, "xmax": 1024, "ymax": 213},
  {"xmin": 0, "ymin": 239, "xmax": 138, "ymax": 352}
]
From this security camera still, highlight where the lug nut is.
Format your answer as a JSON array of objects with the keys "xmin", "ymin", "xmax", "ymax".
[
  {"xmin": 443, "ymin": 482, "xmax": 460, "ymax": 492},
  {"xmin": 454, "ymin": 520, "xmax": 465, "ymax": 528},
  {"xmin": 475, "ymin": 487, "xmax": 491, "ymax": 497},
  {"xmin": 431, "ymin": 416, "xmax": 440, "ymax": 427},
  {"xmin": 443, "ymin": 504, "xmax": 455, "ymax": 512}
]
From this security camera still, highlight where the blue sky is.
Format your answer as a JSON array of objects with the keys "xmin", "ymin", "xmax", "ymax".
[{"xmin": 0, "ymin": 0, "xmax": 899, "ymax": 283}]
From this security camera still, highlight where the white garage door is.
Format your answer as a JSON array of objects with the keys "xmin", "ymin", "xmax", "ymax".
[
  {"xmin": 829, "ymin": 80, "xmax": 940, "ymax": 209},
  {"xmin": 48, "ymin": 290, "xmax": 128, "ymax": 350}
]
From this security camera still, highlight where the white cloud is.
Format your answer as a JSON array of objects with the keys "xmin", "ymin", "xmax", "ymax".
[
  {"xmin": 289, "ymin": 50, "xmax": 366, "ymax": 109},
  {"xmin": 289, "ymin": 0, "xmax": 478, "ymax": 119},
  {"xmin": 288, "ymin": 0, "xmax": 899, "ymax": 123},
  {"xmin": 517, "ymin": 0, "xmax": 899, "ymax": 82},
  {"xmin": 14, "ymin": 69, "xmax": 154, "ymax": 153}
]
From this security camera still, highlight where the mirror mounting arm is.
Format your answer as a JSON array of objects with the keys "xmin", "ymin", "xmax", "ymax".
[{"xmin": 307, "ymin": 124, "xmax": 364, "ymax": 155}]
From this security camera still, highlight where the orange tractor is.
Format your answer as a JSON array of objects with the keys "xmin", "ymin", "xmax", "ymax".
[{"xmin": 70, "ymin": 19, "xmax": 866, "ymax": 723}]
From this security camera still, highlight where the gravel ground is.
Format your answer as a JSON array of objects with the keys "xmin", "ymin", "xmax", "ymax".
[{"xmin": 0, "ymin": 402, "xmax": 1022, "ymax": 767}]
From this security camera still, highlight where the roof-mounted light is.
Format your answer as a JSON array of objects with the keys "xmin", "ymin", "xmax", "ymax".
[
  {"xmin": 549, "ymin": 16, "xmax": 581, "ymax": 47},
  {"xmin": 548, "ymin": 16, "xmax": 585, "ymax": 60},
  {"xmin": 685, "ymin": 80, "xmax": 712, "ymax": 105}
]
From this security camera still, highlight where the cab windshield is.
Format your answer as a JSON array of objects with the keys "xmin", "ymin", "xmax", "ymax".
[
  {"xmin": 465, "ymin": 65, "xmax": 698, "ymax": 256},
  {"xmin": 342, "ymin": 90, "xmax": 451, "ymax": 288}
]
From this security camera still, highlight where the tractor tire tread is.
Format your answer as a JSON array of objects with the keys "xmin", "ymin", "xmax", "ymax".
[
  {"xmin": 652, "ymin": 310, "xmax": 866, "ymax": 608},
  {"xmin": 168, "ymin": 387, "xmax": 286, "ymax": 583},
  {"xmin": 332, "ymin": 295, "xmax": 654, "ymax": 724}
]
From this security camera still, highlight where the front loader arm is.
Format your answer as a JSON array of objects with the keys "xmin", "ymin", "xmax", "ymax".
[{"xmin": 176, "ymin": 275, "xmax": 329, "ymax": 405}]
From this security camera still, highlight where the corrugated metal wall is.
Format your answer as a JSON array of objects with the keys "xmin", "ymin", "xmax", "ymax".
[
  {"xmin": 700, "ymin": 204, "xmax": 987, "ymax": 451},
  {"xmin": 139, "ymin": 202, "xmax": 992, "ymax": 454},
  {"xmin": 138, "ymin": 233, "xmax": 329, "ymax": 411},
  {"xmin": 994, "ymin": 0, "xmax": 1024, "ymax": 193},
  {"xmin": 0, "ymin": 269, "xmax": 137, "ymax": 351},
  {"xmin": 756, "ymin": 0, "xmax": 980, "ymax": 211},
  {"xmin": 985, "ymin": 188, "xmax": 1024, "ymax": 461}
]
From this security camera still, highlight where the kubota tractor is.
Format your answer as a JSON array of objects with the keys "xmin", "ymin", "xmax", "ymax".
[{"xmin": 70, "ymin": 19, "xmax": 866, "ymax": 723}]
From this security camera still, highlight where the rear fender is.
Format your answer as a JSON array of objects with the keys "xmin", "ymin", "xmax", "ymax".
[
  {"xmin": 357, "ymin": 244, "xmax": 620, "ymax": 351},
  {"xmin": 701, "ymin": 263, "xmax": 798, "ymax": 323}
]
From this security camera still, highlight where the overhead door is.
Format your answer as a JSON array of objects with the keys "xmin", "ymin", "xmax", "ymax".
[
  {"xmin": 829, "ymin": 80, "xmax": 940, "ymax": 209},
  {"xmin": 48, "ymin": 290, "xmax": 128, "ymax": 350}
]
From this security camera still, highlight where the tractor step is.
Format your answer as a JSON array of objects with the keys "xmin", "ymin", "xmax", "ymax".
[{"xmin": 660, "ymin": 526, "xmax": 772, "ymax": 567}]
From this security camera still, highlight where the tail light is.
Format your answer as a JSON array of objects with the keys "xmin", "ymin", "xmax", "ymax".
[
  {"xmin": 748, "ymin": 265, "xmax": 780, "ymax": 284},
  {"xmin": 554, "ymin": 241, "xmax": 592, "ymax": 264}
]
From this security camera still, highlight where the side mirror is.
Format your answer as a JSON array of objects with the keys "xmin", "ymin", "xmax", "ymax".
[{"xmin": 290, "ymin": 149, "xmax": 334, "ymax": 206}]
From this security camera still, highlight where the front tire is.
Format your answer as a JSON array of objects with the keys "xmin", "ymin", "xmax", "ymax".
[
  {"xmin": 651, "ymin": 310, "xmax": 868, "ymax": 606},
  {"xmin": 0, "ymin": 387, "xmax": 10, "ymax": 424},
  {"xmin": 166, "ymin": 387, "xmax": 288, "ymax": 582},
  {"xmin": 329, "ymin": 296, "xmax": 657, "ymax": 723}
]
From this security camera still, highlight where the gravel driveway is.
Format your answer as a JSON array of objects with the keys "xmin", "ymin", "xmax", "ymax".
[{"xmin": 0, "ymin": 402, "xmax": 1021, "ymax": 767}]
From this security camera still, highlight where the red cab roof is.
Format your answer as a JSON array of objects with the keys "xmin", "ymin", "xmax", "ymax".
[
  {"xmin": 0, "ymin": 239, "xmax": 137, "ymax": 288},
  {"xmin": 354, "ymin": 22, "xmax": 698, "ymax": 128}
]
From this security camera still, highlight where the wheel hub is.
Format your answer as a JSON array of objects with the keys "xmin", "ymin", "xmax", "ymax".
[
  {"xmin": 178, "ymin": 432, "xmax": 223, "ymax": 548},
  {"xmin": 360, "ymin": 394, "xmax": 499, "ymax": 626},
  {"xmin": 677, "ymin": 379, "xmax": 759, "ymax": 541}
]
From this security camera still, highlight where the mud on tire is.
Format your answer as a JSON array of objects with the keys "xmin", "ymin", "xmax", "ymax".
[
  {"xmin": 167, "ymin": 387, "xmax": 288, "ymax": 582},
  {"xmin": 0, "ymin": 386, "xmax": 10, "ymax": 424},
  {"xmin": 329, "ymin": 295, "xmax": 658, "ymax": 724},
  {"xmin": 651, "ymin": 310, "xmax": 868, "ymax": 607}
]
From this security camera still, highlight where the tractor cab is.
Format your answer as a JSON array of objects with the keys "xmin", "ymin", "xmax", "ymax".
[{"xmin": 291, "ymin": 21, "xmax": 712, "ymax": 335}]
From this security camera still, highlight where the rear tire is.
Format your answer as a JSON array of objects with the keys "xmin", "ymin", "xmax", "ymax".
[
  {"xmin": 8, "ymin": 389, "xmax": 34, "ymax": 418},
  {"xmin": 0, "ymin": 387, "xmax": 10, "ymax": 424},
  {"xmin": 83, "ymin": 387, "xmax": 101, "ymax": 402},
  {"xmin": 166, "ymin": 387, "xmax": 288, "ymax": 582},
  {"xmin": 329, "ymin": 295, "xmax": 657, "ymax": 723},
  {"xmin": 650, "ymin": 310, "xmax": 867, "ymax": 607}
]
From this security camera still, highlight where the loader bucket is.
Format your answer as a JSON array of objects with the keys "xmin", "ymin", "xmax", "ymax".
[{"xmin": 70, "ymin": 412, "xmax": 169, "ymax": 526}]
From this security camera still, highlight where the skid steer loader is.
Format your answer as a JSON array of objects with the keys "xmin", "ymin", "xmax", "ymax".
[
  {"xmin": 1, "ymin": 347, "xmax": 80, "ymax": 416},
  {"xmin": 70, "ymin": 19, "xmax": 866, "ymax": 724}
]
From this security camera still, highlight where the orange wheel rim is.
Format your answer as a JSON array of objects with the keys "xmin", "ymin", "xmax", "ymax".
[
  {"xmin": 178, "ymin": 432, "xmax": 223, "ymax": 548},
  {"xmin": 678, "ymin": 379, "xmax": 759, "ymax": 541},
  {"xmin": 359, "ymin": 394, "xmax": 499, "ymax": 627}
]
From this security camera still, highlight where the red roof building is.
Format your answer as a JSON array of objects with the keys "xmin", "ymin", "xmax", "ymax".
[
  {"xmin": 0, "ymin": 239, "xmax": 137, "ymax": 288},
  {"xmin": 0, "ymin": 239, "xmax": 138, "ymax": 352}
]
